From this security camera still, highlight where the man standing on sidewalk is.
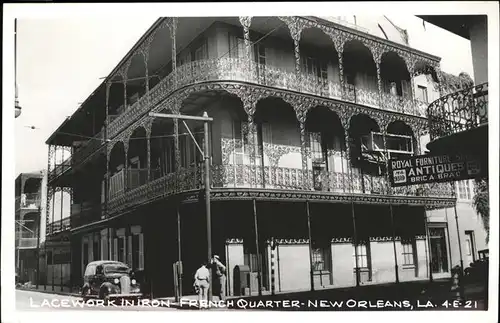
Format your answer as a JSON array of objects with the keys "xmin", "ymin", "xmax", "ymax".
[
  {"xmin": 212, "ymin": 255, "xmax": 226, "ymax": 301},
  {"xmin": 194, "ymin": 261, "xmax": 210, "ymax": 305}
]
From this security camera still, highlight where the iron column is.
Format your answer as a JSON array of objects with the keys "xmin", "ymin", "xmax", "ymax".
[{"xmin": 203, "ymin": 112, "xmax": 213, "ymax": 302}]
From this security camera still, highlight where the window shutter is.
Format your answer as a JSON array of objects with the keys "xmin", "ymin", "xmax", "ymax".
[
  {"xmin": 89, "ymin": 237, "xmax": 94, "ymax": 262},
  {"xmin": 401, "ymin": 80, "xmax": 410, "ymax": 99},
  {"xmin": 127, "ymin": 236, "xmax": 133, "ymax": 267},
  {"xmin": 101, "ymin": 180, "xmax": 105, "ymax": 204},
  {"xmin": 138, "ymin": 233, "xmax": 144, "ymax": 270},
  {"xmin": 113, "ymin": 238, "xmax": 118, "ymax": 261}
]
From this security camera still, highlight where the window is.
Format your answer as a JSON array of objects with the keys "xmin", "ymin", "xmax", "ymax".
[
  {"xmin": 233, "ymin": 121, "xmax": 248, "ymax": 165},
  {"xmin": 255, "ymin": 44, "xmax": 266, "ymax": 65},
  {"xmin": 354, "ymin": 243, "xmax": 370, "ymax": 268},
  {"xmin": 132, "ymin": 234, "xmax": 140, "ymax": 270},
  {"xmin": 47, "ymin": 250, "xmax": 53, "ymax": 265},
  {"xmin": 416, "ymin": 85, "xmax": 428, "ymax": 103},
  {"xmin": 230, "ymin": 36, "xmax": 246, "ymax": 59},
  {"xmin": 93, "ymin": 240, "xmax": 100, "ymax": 261},
  {"xmin": 457, "ymin": 180, "xmax": 472, "ymax": 200},
  {"xmin": 401, "ymin": 80, "xmax": 411, "ymax": 99},
  {"xmin": 117, "ymin": 238, "xmax": 125, "ymax": 263},
  {"xmin": 83, "ymin": 244, "xmax": 89, "ymax": 267},
  {"xmin": 193, "ymin": 39, "xmax": 208, "ymax": 61},
  {"xmin": 312, "ymin": 247, "xmax": 331, "ymax": 272},
  {"xmin": 233, "ymin": 120, "xmax": 262, "ymax": 165},
  {"xmin": 465, "ymin": 237, "xmax": 472, "ymax": 256},
  {"xmin": 177, "ymin": 51, "xmax": 191, "ymax": 67},
  {"xmin": 402, "ymin": 239, "xmax": 416, "ymax": 266},
  {"xmin": 302, "ymin": 56, "xmax": 314, "ymax": 75}
]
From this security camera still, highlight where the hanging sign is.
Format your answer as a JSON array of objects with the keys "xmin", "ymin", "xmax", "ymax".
[{"xmin": 388, "ymin": 153, "xmax": 483, "ymax": 186}]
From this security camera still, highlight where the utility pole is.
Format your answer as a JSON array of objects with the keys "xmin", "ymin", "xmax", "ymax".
[{"xmin": 149, "ymin": 111, "xmax": 213, "ymax": 300}]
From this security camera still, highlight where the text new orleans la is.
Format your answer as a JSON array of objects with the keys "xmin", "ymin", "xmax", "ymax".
[{"xmin": 391, "ymin": 155, "xmax": 465, "ymax": 183}]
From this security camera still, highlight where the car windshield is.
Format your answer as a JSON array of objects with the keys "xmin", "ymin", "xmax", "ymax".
[{"xmin": 104, "ymin": 264, "xmax": 129, "ymax": 274}]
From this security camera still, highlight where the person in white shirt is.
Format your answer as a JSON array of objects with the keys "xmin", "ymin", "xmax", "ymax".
[
  {"xmin": 194, "ymin": 261, "xmax": 210, "ymax": 303},
  {"xmin": 211, "ymin": 255, "xmax": 227, "ymax": 301}
]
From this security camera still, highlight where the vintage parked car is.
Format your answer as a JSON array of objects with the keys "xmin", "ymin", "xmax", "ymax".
[{"xmin": 81, "ymin": 261, "xmax": 142, "ymax": 302}]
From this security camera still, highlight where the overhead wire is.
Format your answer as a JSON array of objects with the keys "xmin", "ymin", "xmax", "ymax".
[{"xmin": 48, "ymin": 18, "xmax": 288, "ymax": 145}]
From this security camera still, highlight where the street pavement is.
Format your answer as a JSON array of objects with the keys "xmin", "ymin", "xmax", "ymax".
[{"xmin": 16, "ymin": 290, "xmax": 177, "ymax": 311}]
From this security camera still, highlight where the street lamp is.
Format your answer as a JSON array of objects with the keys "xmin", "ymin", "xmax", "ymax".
[
  {"xmin": 15, "ymin": 19, "xmax": 22, "ymax": 118},
  {"xmin": 149, "ymin": 111, "xmax": 214, "ymax": 300}
]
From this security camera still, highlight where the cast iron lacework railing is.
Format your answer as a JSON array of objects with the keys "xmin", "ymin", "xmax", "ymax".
[
  {"xmin": 49, "ymin": 130, "xmax": 105, "ymax": 182},
  {"xmin": 106, "ymin": 164, "xmax": 455, "ymax": 215},
  {"xmin": 46, "ymin": 217, "xmax": 71, "ymax": 236},
  {"xmin": 108, "ymin": 58, "xmax": 430, "ymax": 139},
  {"xmin": 428, "ymin": 82, "xmax": 488, "ymax": 141},
  {"xmin": 54, "ymin": 58, "xmax": 432, "ymax": 182},
  {"xmin": 16, "ymin": 193, "xmax": 41, "ymax": 210}
]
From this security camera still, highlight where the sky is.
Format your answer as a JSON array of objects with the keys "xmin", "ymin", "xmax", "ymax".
[
  {"xmin": 3, "ymin": 4, "xmax": 499, "ymax": 323},
  {"xmin": 8, "ymin": 8, "xmax": 483, "ymax": 177}
]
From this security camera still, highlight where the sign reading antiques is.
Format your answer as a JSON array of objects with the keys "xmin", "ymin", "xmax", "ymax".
[{"xmin": 388, "ymin": 153, "xmax": 482, "ymax": 187}]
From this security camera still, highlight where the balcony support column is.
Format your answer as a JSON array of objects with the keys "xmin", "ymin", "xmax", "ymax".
[
  {"xmin": 140, "ymin": 36, "xmax": 153, "ymax": 98},
  {"xmin": 246, "ymin": 114, "xmax": 258, "ymax": 187},
  {"xmin": 104, "ymin": 82, "xmax": 110, "ymax": 218},
  {"xmin": 146, "ymin": 124, "xmax": 152, "ymax": 184},
  {"xmin": 375, "ymin": 61, "xmax": 383, "ymax": 107},
  {"xmin": 174, "ymin": 118, "xmax": 180, "ymax": 191},
  {"xmin": 341, "ymin": 116, "xmax": 353, "ymax": 193},
  {"xmin": 338, "ymin": 51, "xmax": 345, "ymax": 99},
  {"xmin": 59, "ymin": 187, "xmax": 64, "ymax": 292},
  {"xmin": 299, "ymin": 119, "xmax": 310, "ymax": 190},
  {"xmin": 167, "ymin": 18, "xmax": 178, "ymax": 84},
  {"xmin": 124, "ymin": 141, "xmax": 129, "ymax": 192},
  {"xmin": 239, "ymin": 17, "xmax": 252, "ymax": 78}
]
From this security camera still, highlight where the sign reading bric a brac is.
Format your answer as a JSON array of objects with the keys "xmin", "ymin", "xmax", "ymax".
[{"xmin": 388, "ymin": 153, "xmax": 483, "ymax": 187}]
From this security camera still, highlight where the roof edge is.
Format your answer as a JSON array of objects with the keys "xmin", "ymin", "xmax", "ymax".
[{"xmin": 46, "ymin": 17, "xmax": 166, "ymax": 146}]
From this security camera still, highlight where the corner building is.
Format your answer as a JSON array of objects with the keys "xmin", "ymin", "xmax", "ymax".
[{"xmin": 46, "ymin": 17, "xmax": 475, "ymax": 297}]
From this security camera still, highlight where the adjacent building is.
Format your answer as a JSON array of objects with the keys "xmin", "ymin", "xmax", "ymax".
[
  {"xmin": 420, "ymin": 15, "xmax": 489, "ymax": 267},
  {"xmin": 45, "ymin": 16, "xmax": 486, "ymax": 298},
  {"xmin": 15, "ymin": 171, "xmax": 45, "ymax": 284}
]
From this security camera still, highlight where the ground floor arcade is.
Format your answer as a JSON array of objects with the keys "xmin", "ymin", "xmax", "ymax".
[{"xmin": 68, "ymin": 191, "xmax": 464, "ymax": 298}]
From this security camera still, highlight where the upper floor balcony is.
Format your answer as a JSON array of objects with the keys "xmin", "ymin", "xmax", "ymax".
[
  {"xmin": 47, "ymin": 17, "xmax": 441, "ymax": 185},
  {"xmin": 107, "ymin": 163, "xmax": 455, "ymax": 216},
  {"xmin": 15, "ymin": 230, "xmax": 38, "ymax": 249},
  {"xmin": 428, "ymin": 82, "xmax": 488, "ymax": 142},
  {"xmin": 427, "ymin": 82, "xmax": 488, "ymax": 162},
  {"xmin": 46, "ymin": 217, "xmax": 71, "ymax": 236},
  {"xmin": 15, "ymin": 193, "xmax": 41, "ymax": 211},
  {"xmin": 69, "ymin": 202, "xmax": 102, "ymax": 231}
]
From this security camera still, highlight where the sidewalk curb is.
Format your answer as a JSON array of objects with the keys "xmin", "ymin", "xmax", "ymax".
[{"xmin": 17, "ymin": 287, "xmax": 81, "ymax": 298}]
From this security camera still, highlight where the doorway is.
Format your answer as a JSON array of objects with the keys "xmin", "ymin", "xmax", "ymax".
[
  {"xmin": 464, "ymin": 230, "xmax": 476, "ymax": 268},
  {"xmin": 429, "ymin": 227, "xmax": 449, "ymax": 273}
]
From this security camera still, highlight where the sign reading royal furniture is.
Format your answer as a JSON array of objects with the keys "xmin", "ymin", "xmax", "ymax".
[{"xmin": 388, "ymin": 153, "xmax": 483, "ymax": 187}]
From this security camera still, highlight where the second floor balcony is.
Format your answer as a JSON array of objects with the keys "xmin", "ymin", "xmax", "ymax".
[
  {"xmin": 107, "ymin": 163, "xmax": 455, "ymax": 215},
  {"xmin": 46, "ymin": 217, "xmax": 71, "ymax": 236},
  {"xmin": 428, "ymin": 82, "xmax": 488, "ymax": 143},
  {"xmin": 15, "ymin": 193, "xmax": 41, "ymax": 211},
  {"xmin": 15, "ymin": 230, "xmax": 38, "ymax": 249}
]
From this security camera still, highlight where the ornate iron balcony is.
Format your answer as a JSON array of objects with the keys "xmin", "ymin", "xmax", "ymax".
[
  {"xmin": 48, "ymin": 130, "xmax": 105, "ymax": 183},
  {"xmin": 107, "ymin": 58, "xmax": 430, "ymax": 139},
  {"xmin": 428, "ymin": 82, "xmax": 488, "ymax": 141},
  {"xmin": 106, "ymin": 164, "xmax": 455, "ymax": 215},
  {"xmin": 46, "ymin": 217, "xmax": 71, "ymax": 236}
]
